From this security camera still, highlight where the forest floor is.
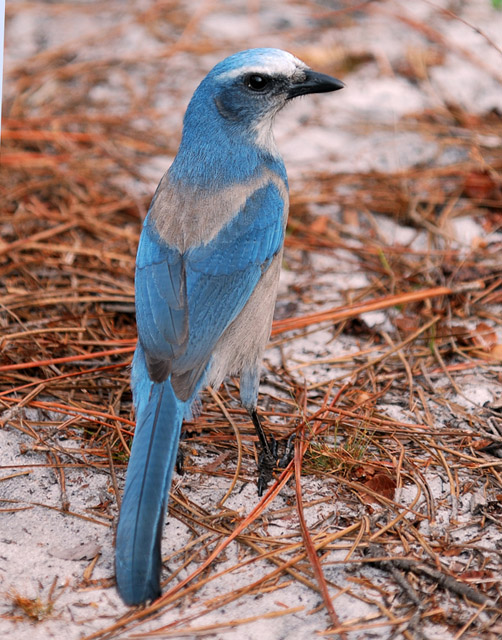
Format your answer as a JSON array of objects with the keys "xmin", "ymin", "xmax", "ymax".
[{"xmin": 1, "ymin": 1, "xmax": 502, "ymax": 639}]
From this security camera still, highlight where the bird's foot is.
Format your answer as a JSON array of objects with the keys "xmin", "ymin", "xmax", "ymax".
[
  {"xmin": 256, "ymin": 433, "xmax": 296, "ymax": 496},
  {"xmin": 175, "ymin": 447, "xmax": 185, "ymax": 475},
  {"xmin": 257, "ymin": 436, "xmax": 278, "ymax": 496},
  {"xmin": 175, "ymin": 429, "xmax": 192, "ymax": 475},
  {"xmin": 278, "ymin": 433, "xmax": 296, "ymax": 468}
]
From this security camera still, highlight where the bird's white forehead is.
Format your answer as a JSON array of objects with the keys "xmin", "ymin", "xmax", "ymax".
[{"xmin": 216, "ymin": 51, "xmax": 308, "ymax": 81}]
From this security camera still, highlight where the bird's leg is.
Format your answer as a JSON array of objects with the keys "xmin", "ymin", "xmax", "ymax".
[
  {"xmin": 250, "ymin": 408, "xmax": 275, "ymax": 457},
  {"xmin": 250, "ymin": 409, "xmax": 278, "ymax": 496},
  {"xmin": 175, "ymin": 426, "xmax": 190, "ymax": 475},
  {"xmin": 175, "ymin": 447, "xmax": 185, "ymax": 475}
]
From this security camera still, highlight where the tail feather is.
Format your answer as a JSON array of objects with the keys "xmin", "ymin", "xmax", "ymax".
[{"xmin": 115, "ymin": 364, "xmax": 184, "ymax": 605}]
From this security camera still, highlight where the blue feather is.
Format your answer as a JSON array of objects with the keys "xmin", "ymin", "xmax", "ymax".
[{"xmin": 115, "ymin": 346, "xmax": 185, "ymax": 605}]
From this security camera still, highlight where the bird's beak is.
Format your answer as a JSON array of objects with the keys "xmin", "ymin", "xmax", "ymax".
[{"xmin": 287, "ymin": 69, "xmax": 345, "ymax": 99}]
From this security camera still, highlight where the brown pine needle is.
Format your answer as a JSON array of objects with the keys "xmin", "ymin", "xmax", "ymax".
[
  {"xmin": 272, "ymin": 286, "xmax": 456, "ymax": 335},
  {"xmin": 294, "ymin": 429, "xmax": 346, "ymax": 638}
]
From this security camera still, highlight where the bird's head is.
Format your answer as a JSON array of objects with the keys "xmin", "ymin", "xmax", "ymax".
[{"xmin": 186, "ymin": 48, "xmax": 344, "ymax": 153}]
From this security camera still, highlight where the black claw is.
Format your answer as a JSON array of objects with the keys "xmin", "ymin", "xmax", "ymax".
[{"xmin": 278, "ymin": 433, "xmax": 296, "ymax": 468}]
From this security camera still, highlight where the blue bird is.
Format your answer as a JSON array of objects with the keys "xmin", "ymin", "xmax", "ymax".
[{"xmin": 115, "ymin": 48, "xmax": 344, "ymax": 606}]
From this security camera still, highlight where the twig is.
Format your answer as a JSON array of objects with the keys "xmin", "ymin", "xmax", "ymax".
[{"xmin": 365, "ymin": 550, "xmax": 497, "ymax": 608}]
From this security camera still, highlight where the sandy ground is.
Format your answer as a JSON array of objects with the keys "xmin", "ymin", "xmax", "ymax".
[{"xmin": 1, "ymin": 1, "xmax": 502, "ymax": 639}]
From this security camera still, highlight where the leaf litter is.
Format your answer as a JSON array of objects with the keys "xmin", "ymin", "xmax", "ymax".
[{"xmin": 1, "ymin": 1, "xmax": 502, "ymax": 639}]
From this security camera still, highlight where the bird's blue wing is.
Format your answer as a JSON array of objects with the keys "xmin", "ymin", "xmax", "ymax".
[
  {"xmin": 135, "ymin": 180, "xmax": 285, "ymax": 393},
  {"xmin": 178, "ymin": 182, "xmax": 284, "ymax": 366},
  {"xmin": 135, "ymin": 223, "xmax": 188, "ymax": 366}
]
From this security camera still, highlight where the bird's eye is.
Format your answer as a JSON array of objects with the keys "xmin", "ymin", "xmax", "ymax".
[{"xmin": 245, "ymin": 74, "xmax": 270, "ymax": 91}]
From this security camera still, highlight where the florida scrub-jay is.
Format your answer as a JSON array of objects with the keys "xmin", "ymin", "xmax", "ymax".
[{"xmin": 115, "ymin": 48, "xmax": 343, "ymax": 605}]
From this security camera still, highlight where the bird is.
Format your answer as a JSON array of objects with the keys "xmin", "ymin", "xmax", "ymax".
[{"xmin": 115, "ymin": 47, "xmax": 344, "ymax": 606}]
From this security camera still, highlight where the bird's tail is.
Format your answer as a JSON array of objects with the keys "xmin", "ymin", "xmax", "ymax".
[{"xmin": 115, "ymin": 347, "xmax": 184, "ymax": 606}]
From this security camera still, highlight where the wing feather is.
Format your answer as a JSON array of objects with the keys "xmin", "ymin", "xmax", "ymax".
[{"xmin": 135, "ymin": 180, "xmax": 285, "ymax": 395}]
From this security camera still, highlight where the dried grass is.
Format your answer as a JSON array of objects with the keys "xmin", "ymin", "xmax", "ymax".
[{"xmin": 1, "ymin": 1, "xmax": 502, "ymax": 639}]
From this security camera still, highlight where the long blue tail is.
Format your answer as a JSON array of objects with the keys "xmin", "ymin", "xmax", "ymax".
[{"xmin": 115, "ymin": 347, "xmax": 185, "ymax": 605}]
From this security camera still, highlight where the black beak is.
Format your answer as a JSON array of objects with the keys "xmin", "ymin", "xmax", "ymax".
[{"xmin": 287, "ymin": 69, "xmax": 345, "ymax": 100}]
